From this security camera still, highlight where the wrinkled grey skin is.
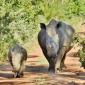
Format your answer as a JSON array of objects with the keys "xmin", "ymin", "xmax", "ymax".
[
  {"xmin": 38, "ymin": 19, "xmax": 75, "ymax": 73},
  {"xmin": 8, "ymin": 44, "xmax": 27, "ymax": 78}
]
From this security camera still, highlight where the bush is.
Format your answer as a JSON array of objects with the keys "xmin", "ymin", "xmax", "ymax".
[
  {"xmin": 77, "ymin": 40, "xmax": 85, "ymax": 68},
  {"xmin": 0, "ymin": 0, "xmax": 85, "ymax": 61}
]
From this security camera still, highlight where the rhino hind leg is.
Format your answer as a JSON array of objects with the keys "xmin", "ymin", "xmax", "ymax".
[
  {"xmin": 19, "ymin": 60, "xmax": 26, "ymax": 77},
  {"xmin": 13, "ymin": 61, "xmax": 25, "ymax": 78},
  {"xmin": 13, "ymin": 71, "xmax": 24, "ymax": 78},
  {"xmin": 60, "ymin": 52, "xmax": 67, "ymax": 70},
  {"xmin": 14, "ymin": 72, "xmax": 20, "ymax": 78}
]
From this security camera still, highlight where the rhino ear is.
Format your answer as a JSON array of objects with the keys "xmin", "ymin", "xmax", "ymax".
[
  {"xmin": 56, "ymin": 21, "xmax": 61, "ymax": 29},
  {"xmin": 40, "ymin": 23, "xmax": 46, "ymax": 30}
]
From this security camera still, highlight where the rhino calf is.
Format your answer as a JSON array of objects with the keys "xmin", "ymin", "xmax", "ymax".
[
  {"xmin": 8, "ymin": 44, "xmax": 27, "ymax": 78},
  {"xmin": 38, "ymin": 19, "xmax": 75, "ymax": 73}
]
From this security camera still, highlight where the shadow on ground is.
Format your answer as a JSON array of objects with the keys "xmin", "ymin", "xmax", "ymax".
[
  {"xmin": 0, "ymin": 53, "xmax": 85, "ymax": 85},
  {"xmin": 25, "ymin": 65, "xmax": 48, "ymax": 73},
  {"xmin": 59, "ymin": 71, "xmax": 85, "ymax": 81},
  {"xmin": 67, "ymin": 52, "xmax": 78, "ymax": 57},
  {"xmin": 0, "ymin": 73, "xmax": 13, "ymax": 78},
  {"xmin": 28, "ymin": 55, "xmax": 39, "ymax": 58}
]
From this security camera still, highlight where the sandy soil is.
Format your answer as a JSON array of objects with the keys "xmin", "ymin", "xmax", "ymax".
[{"xmin": 0, "ymin": 44, "xmax": 85, "ymax": 85}]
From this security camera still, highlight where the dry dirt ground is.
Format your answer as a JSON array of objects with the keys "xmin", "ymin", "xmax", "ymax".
[
  {"xmin": 0, "ymin": 44, "xmax": 85, "ymax": 85},
  {"xmin": 0, "ymin": 27, "xmax": 85, "ymax": 85}
]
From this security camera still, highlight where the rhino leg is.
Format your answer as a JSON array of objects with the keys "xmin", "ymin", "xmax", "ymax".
[
  {"xmin": 55, "ymin": 46, "xmax": 67, "ymax": 71},
  {"xmin": 60, "ymin": 46, "xmax": 73, "ymax": 69},
  {"xmin": 41, "ymin": 48, "xmax": 56, "ymax": 73},
  {"xmin": 19, "ymin": 61, "xmax": 26, "ymax": 77},
  {"xmin": 48, "ymin": 57, "xmax": 57, "ymax": 73}
]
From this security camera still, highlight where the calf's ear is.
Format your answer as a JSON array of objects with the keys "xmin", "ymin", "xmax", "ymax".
[{"xmin": 40, "ymin": 23, "xmax": 46, "ymax": 30}]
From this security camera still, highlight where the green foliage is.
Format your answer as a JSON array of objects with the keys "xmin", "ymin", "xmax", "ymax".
[
  {"xmin": 0, "ymin": 0, "xmax": 85, "ymax": 61},
  {"xmin": 73, "ymin": 34, "xmax": 85, "ymax": 68},
  {"xmin": 78, "ymin": 40, "xmax": 85, "ymax": 68}
]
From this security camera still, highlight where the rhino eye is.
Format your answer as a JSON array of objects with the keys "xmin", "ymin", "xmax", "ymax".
[{"xmin": 56, "ymin": 22, "xmax": 61, "ymax": 28}]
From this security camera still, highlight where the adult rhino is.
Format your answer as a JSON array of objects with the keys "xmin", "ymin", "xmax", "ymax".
[{"xmin": 38, "ymin": 19, "xmax": 75, "ymax": 73}]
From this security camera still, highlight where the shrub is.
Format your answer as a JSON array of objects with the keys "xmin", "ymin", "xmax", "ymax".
[
  {"xmin": 0, "ymin": 0, "xmax": 85, "ymax": 61},
  {"xmin": 78, "ymin": 40, "xmax": 85, "ymax": 68}
]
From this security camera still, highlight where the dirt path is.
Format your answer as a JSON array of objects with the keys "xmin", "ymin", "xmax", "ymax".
[
  {"xmin": 0, "ymin": 26, "xmax": 85, "ymax": 85},
  {"xmin": 0, "ymin": 44, "xmax": 85, "ymax": 85}
]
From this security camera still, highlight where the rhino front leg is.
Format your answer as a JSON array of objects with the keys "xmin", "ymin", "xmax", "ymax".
[
  {"xmin": 56, "ymin": 46, "xmax": 67, "ymax": 72},
  {"xmin": 48, "ymin": 57, "xmax": 57, "ymax": 73},
  {"xmin": 60, "ymin": 46, "xmax": 73, "ymax": 69}
]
